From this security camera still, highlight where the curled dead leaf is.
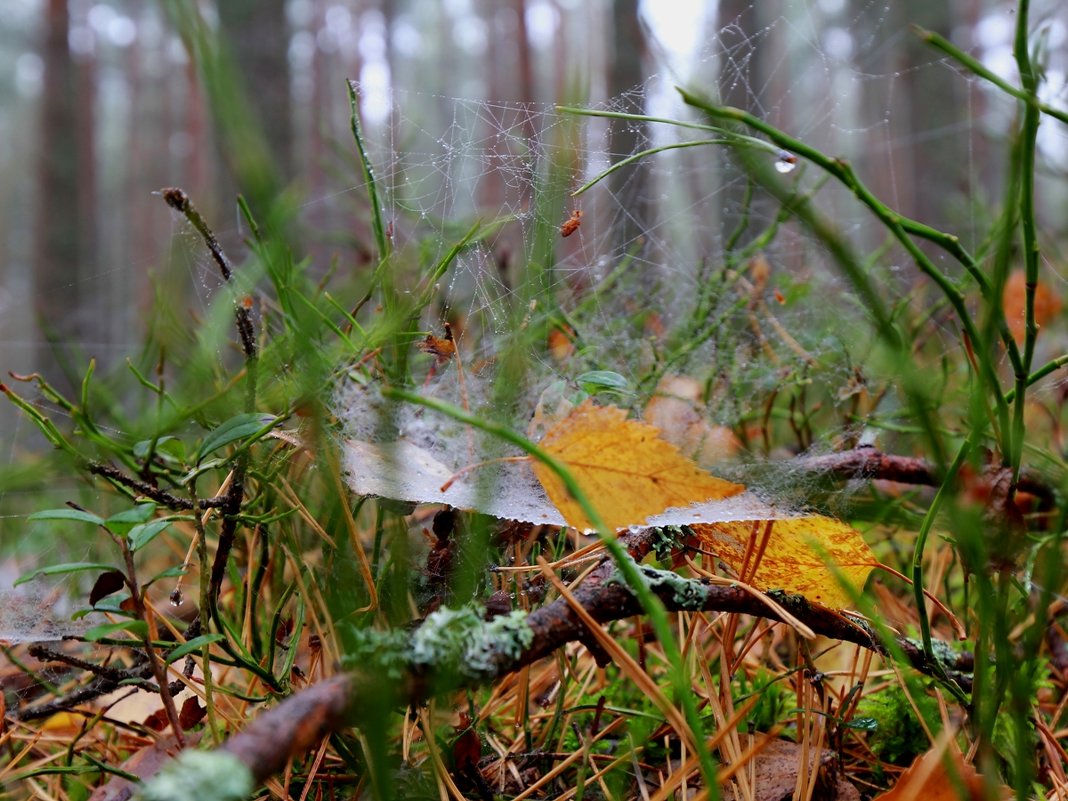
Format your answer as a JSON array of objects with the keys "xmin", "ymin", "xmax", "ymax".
[
  {"xmin": 644, "ymin": 375, "xmax": 740, "ymax": 467},
  {"xmin": 1003, "ymin": 268, "xmax": 1062, "ymax": 344},
  {"xmin": 873, "ymin": 741, "xmax": 1009, "ymax": 801}
]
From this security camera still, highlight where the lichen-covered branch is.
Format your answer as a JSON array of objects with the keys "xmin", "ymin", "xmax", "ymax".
[{"xmin": 137, "ymin": 528, "xmax": 971, "ymax": 799}]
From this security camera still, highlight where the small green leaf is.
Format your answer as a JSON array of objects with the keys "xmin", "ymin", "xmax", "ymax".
[
  {"xmin": 15, "ymin": 562, "xmax": 118, "ymax": 586},
  {"xmin": 128, "ymin": 519, "xmax": 173, "ymax": 551},
  {"xmin": 106, "ymin": 503, "xmax": 158, "ymax": 535},
  {"xmin": 195, "ymin": 413, "xmax": 278, "ymax": 464},
  {"xmin": 166, "ymin": 634, "xmax": 226, "ymax": 664},
  {"xmin": 73, "ymin": 598, "xmax": 134, "ymax": 619},
  {"xmin": 179, "ymin": 458, "xmax": 227, "ymax": 485},
  {"xmin": 84, "ymin": 619, "xmax": 149, "ymax": 642},
  {"xmin": 842, "ymin": 717, "xmax": 879, "ymax": 732},
  {"xmin": 146, "ymin": 565, "xmax": 187, "ymax": 585},
  {"xmin": 134, "ymin": 436, "xmax": 186, "ymax": 461},
  {"xmin": 577, "ymin": 370, "xmax": 633, "ymax": 396},
  {"xmin": 28, "ymin": 508, "xmax": 105, "ymax": 526}
]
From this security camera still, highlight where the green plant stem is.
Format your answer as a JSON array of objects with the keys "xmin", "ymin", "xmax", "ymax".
[
  {"xmin": 912, "ymin": 437, "xmax": 971, "ymax": 702},
  {"xmin": 915, "ymin": 25, "xmax": 1068, "ymax": 126},
  {"xmin": 383, "ymin": 387, "xmax": 720, "ymax": 792},
  {"xmin": 572, "ymin": 139, "xmax": 737, "ymax": 196},
  {"xmin": 346, "ymin": 80, "xmax": 390, "ymax": 263},
  {"xmin": 1010, "ymin": 0, "xmax": 1042, "ymax": 482},
  {"xmin": 1005, "ymin": 354, "xmax": 1068, "ymax": 402}
]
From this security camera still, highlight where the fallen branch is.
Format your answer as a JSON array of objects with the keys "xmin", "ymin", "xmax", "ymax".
[
  {"xmin": 795, "ymin": 446, "xmax": 1055, "ymax": 508},
  {"xmin": 134, "ymin": 528, "xmax": 971, "ymax": 798}
]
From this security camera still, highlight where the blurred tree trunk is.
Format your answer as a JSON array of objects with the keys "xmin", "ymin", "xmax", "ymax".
[
  {"xmin": 715, "ymin": 0, "xmax": 764, "ymax": 254},
  {"xmin": 892, "ymin": 1, "xmax": 964, "ymax": 230},
  {"xmin": 34, "ymin": 0, "xmax": 98, "ymax": 382},
  {"xmin": 514, "ymin": 0, "xmax": 536, "ymax": 140},
  {"xmin": 607, "ymin": 0, "xmax": 650, "ymax": 250},
  {"xmin": 852, "ymin": 1, "xmax": 966, "ymax": 231},
  {"xmin": 217, "ymin": 0, "xmax": 292, "ymax": 181}
]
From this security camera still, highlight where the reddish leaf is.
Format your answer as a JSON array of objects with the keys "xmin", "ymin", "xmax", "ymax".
[
  {"xmin": 89, "ymin": 570, "xmax": 127, "ymax": 607},
  {"xmin": 178, "ymin": 697, "xmax": 206, "ymax": 730}
]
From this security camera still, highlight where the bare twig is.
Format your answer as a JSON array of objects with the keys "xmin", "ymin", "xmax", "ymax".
[
  {"xmin": 86, "ymin": 461, "xmax": 228, "ymax": 510},
  {"xmin": 160, "ymin": 187, "xmax": 259, "ymax": 617}
]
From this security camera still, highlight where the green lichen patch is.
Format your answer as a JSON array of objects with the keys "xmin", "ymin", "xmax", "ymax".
[
  {"xmin": 409, "ymin": 606, "xmax": 534, "ymax": 680},
  {"xmin": 608, "ymin": 553, "xmax": 711, "ymax": 610},
  {"xmin": 343, "ymin": 604, "xmax": 535, "ymax": 688},
  {"xmin": 137, "ymin": 750, "xmax": 254, "ymax": 801}
]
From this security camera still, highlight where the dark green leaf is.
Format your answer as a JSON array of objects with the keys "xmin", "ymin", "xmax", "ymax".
[
  {"xmin": 128, "ymin": 519, "xmax": 173, "ymax": 551},
  {"xmin": 166, "ymin": 634, "xmax": 226, "ymax": 664},
  {"xmin": 195, "ymin": 413, "xmax": 278, "ymax": 464},
  {"xmin": 146, "ymin": 565, "xmax": 187, "ymax": 585},
  {"xmin": 15, "ymin": 562, "xmax": 119, "ymax": 586},
  {"xmin": 28, "ymin": 508, "xmax": 105, "ymax": 526},
  {"xmin": 84, "ymin": 619, "xmax": 149, "ymax": 642},
  {"xmin": 133, "ymin": 436, "xmax": 186, "ymax": 461},
  {"xmin": 106, "ymin": 503, "xmax": 158, "ymax": 535}
]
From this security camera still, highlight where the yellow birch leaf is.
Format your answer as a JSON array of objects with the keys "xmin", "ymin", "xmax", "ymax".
[
  {"xmin": 532, "ymin": 400, "xmax": 744, "ymax": 531},
  {"xmin": 691, "ymin": 516, "xmax": 876, "ymax": 610}
]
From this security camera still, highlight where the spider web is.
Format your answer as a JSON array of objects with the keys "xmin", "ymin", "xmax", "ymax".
[{"xmin": 335, "ymin": 0, "xmax": 1068, "ymax": 520}]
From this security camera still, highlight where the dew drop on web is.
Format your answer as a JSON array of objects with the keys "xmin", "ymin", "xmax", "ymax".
[{"xmin": 775, "ymin": 151, "xmax": 797, "ymax": 173}]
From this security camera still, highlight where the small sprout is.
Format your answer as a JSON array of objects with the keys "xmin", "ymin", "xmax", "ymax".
[{"xmin": 576, "ymin": 370, "xmax": 633, "ymax": 397}]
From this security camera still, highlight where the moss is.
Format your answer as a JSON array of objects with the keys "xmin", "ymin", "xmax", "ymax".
[{"xmin": 855, "ymin": 684, "xmax": 940, "ymax": 765}]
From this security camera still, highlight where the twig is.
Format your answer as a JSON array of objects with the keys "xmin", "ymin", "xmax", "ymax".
[
  {"xmin": 85, "ymin": 461, "xmax": 228, "ymax": 510},
  {"xmin": 793, "ymin": 447, "xmax": 1055, "ymax": 508},
  {"xmin": 160, "ymin": 188, "xmax": 257, "ymax": 368},
  {"xmin": 160, "ymin": 187, "xmax": 259, "ymax": 616}
]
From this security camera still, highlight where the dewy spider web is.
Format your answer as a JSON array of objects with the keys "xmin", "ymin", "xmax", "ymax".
[{"xmin": 334, "ymin": 0, "xmax": 1054, "ymax": 514}]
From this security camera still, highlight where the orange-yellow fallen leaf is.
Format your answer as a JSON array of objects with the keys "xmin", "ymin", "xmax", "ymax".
[
  {"xmin": 1003, "ymin": 268, "xmax": 1062, "ymax": 344},
  {"xmin": 40, "ymin": 711, "xmax": 81, "ymax": 733},
  {"xmin": 532, "ymin": 400, "xmax": 744, "ymax": 531},
  {"xmin": 691, "ymin": 516, "xmax": 876, "ymax": 610},
  {"xmin": 547, "ymin": 325, "xmax": 576, "ymax": 362},
  {"xmin": 873, "ymin": 743, "xmax": 1008, "ymax": 801}
]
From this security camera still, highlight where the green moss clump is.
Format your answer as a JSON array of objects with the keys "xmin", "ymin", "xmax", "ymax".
[{"xmin": 854, "ymin": 684, "xmax": 940, "ymax": 765}]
